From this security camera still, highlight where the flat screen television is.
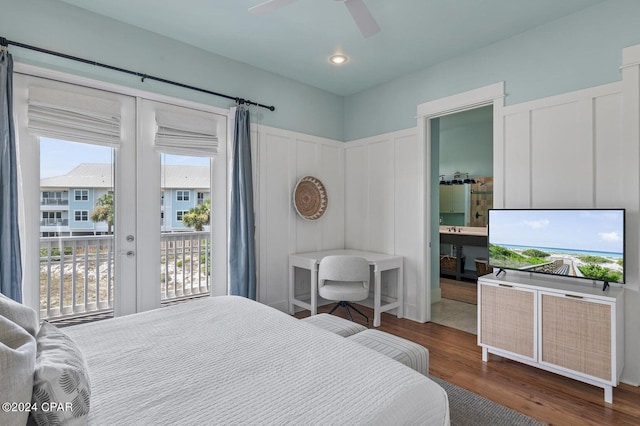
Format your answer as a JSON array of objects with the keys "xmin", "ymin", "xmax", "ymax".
[{"xmin": 488, "ymin": 209, "xmax": 625, "ymax": 290}]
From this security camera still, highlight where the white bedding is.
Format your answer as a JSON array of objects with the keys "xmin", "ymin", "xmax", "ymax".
[{"xmin": 65, "ymin": 296, "xmax": 449, "ymax": 425}]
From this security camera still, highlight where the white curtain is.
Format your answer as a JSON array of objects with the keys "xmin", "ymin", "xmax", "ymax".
[
  {"xmin": 154, "ymin": 108, "xmax": 218, "ymax": 156},
  {"xmin": 27, "ymin": 86, "xmax": 121, "ymax": 147}
]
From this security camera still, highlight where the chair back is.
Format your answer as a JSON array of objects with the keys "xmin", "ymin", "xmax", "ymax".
[{"xmin": 318, "ymin": 255, "xmax": 370, "ymax": 291}]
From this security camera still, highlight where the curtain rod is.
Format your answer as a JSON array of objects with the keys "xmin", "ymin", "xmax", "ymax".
[{"xmin": 0, "ymin": 37, "xmax": 276, "ymax": 111}]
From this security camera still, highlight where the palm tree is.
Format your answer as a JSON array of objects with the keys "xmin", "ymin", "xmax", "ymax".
[
  {"xmin": 91, "ymin": 193, "xmax": 114, "ymax": 234},
  {"xmin": 182, "ymin": 199, "xmax": 210, "ymax": 231}
]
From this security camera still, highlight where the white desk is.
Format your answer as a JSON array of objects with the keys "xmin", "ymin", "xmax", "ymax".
[{"xmin": 289, "ymin": 249, "xmax": 403, "ymax": 327}]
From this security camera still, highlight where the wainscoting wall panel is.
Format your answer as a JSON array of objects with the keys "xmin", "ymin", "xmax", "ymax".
[
  {"xmin": 594, "ymin": 93, "xmax": 624, "ymax": 205},
  {"xmin": 502, "ymin": 111, "xmax": 531, "ymax": 208},
  {"xmin": 500, "ymin": 82, "xmax": 624, "ymax": 209},
  {"xmin": 254, "ymin": 125, "xmax": 344, "ymax": 311},
  {"xmin": 344, "ymin": 128, "xmax": 421, "ymax": 320},
  {"xmin": 393, "ymin": 133, "xmax": 422, "ymax": 313}
]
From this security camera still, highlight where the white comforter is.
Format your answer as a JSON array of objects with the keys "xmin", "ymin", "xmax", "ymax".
[{"xmin": 66, "ymin": 296, "xmax": 449, "ymax": 425}]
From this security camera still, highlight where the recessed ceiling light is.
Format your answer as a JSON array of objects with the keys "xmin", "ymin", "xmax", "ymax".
[{"xmin": 329, "ymin": 54, "xmax": 348, "ymax": 65}]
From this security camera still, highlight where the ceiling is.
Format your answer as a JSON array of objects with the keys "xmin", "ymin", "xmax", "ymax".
[{"xmin": 58, "ymin": 0, "xmax": 604, "ymax": 96}]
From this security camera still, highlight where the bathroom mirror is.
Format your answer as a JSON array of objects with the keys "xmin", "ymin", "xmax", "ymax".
[{"xmin": 439, "ymin": 177, "xmax": 493, "ymax": 227}]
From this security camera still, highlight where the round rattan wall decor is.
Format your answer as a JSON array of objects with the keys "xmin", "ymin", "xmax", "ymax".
[{"xmin": 293, "ymin": 176, "xmax": 328, "ymax": 221}]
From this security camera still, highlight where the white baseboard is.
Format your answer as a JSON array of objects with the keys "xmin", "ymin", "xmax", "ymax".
[{"xmin": 431, "ymin": 287, "xmax": 442, "ymax": 303}]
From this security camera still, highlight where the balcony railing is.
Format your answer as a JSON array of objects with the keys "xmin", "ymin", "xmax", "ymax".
[
  {"xmin": 40, "ymin": 219, "xmax": 69, "ymax": 226},
  {"xmin": 39, "ymin": 231, "xmax": 211, "ymax": 320},
  {"xmin": 41, "ymin": 198, "xmax": 69, "ymax": 206}
]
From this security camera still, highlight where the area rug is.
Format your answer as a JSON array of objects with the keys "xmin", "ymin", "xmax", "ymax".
[{"xmin": 429, "ymin": 375, "xmax": 546, "ymax": 426}]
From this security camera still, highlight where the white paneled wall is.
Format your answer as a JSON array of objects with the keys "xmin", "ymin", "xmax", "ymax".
[
  {"xmin": 500, "ymin": 83, "xmax": 623, "ymax": 209},
  {"xmin": 253, "ymin": 125, "xmax": 344, "ymax": 311},
  {"xmin": 344, "ymin": 129, "xmax": 423, "ymax": 320}
]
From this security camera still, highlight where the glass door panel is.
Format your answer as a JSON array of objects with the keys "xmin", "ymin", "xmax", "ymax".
[
  {"xmin": 159, "ymin": 154, "xmax": 211, "ymax": 302},
  {"xmin": 15, "ymin": 73, "xmax": 137, "ymax": 319},
  {"xmin": 39, "ymin": 138, "xmax": 115, "ymax": 319}
]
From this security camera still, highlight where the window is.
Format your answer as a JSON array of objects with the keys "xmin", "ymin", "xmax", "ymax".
[
  {"xmin": 177, "ymin": 190, "xmax": 189, "ymax": 201},
  {"xmin": 41, "ymin": 191, "xmax": 67, "ymax": 205},
  {"xmin": 74, "ymin": 189, "xmax": 89, "ymax": 201},
  {"xmin": 42, "ymin": 211, "xmax": 63, "ymax": 225},
  {"xmin": 176, "ymin": 210, "xmax": 188, "ymax": 221},
  {"xmin": 197, "ymin": 192, "xmax": 205, "ymax": 205},
  {"xmin": 74, "ymin": 210, "xmax": 89, "ymax": 222}
]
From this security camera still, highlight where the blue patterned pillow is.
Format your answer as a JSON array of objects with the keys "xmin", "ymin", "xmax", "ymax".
[{"xmin": 30, "ymin": 322, "xmax": 91, "ymax": 426}]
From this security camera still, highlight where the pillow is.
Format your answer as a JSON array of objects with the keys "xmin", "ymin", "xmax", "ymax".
[
  {"xmin": 29, "ymin": 322, "xmax": 91, "ymax": 426},
  {"xmin": 0, "ymin": 293, "xmax": 39, "ymax": 337},
  {"xmin": 0, "ymin": 315, "xmax": 37, "ymax": 426}
]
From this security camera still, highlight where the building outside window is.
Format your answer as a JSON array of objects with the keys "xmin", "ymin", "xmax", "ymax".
[
  {"xmin": 177, "ymin": 190, "xmax": 189, "ymax": 201},
  {"xmin": 74, "ymin": 189, "xmax": 89, "ymax": 201},
  {"xmin": 74, "ymin": 210, "xmax": 89, "ymax": 221},
  {"xmin": 42, "ymin": 211, "xmax": 63, "ymax": 225}
]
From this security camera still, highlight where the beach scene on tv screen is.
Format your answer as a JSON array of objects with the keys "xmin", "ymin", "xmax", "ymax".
[{"xmin": 489, "ymin": 210, "xmax": 624, "ymax": 283}]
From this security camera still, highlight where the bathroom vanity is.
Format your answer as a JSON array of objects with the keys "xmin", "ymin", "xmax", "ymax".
[{"xmin": 439, "ymin": 226, "xmax": 488, "ymax": 280}]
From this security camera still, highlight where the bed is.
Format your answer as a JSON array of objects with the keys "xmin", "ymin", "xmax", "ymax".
[{"xmin": 3, "ymin": 295, "xmax": 450, "ymax": 425}]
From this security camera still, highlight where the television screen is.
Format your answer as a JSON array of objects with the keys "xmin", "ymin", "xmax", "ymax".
[{"xmin": 488, "ymin": 209, "xmax": 625, "ymax": 284}]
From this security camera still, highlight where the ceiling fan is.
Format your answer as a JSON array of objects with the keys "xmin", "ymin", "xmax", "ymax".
[{"xmin": 249, "ymin": 0, "xmax": 380, "ymax": 38}]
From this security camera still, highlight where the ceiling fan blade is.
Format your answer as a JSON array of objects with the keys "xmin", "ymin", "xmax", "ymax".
[
  {"xmin": 249, "ymin": 0, "xmax": 299, "ymax": 16},
  {"xmin": 344, "ymin": 0, "xmax": 380, "ymax": 38}
]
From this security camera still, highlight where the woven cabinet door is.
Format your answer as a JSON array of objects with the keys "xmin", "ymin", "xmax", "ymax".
[
  {"xmin": 479, "ymin": 283, "xmax": 535, "ymax": 359},
  {"xmin": 540, "ymin": 293, "xmax": 612, "ymax": 381}
]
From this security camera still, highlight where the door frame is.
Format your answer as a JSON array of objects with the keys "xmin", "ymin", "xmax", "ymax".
[
  {"xmin": 13, "ymin": 63, "xmax": 230, "ymax": 317},
  {"xmin": 415, "ymin": 82, "xmax": 504, "ymax": 322}
]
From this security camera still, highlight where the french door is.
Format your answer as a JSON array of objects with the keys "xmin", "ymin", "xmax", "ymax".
[{"xmin": 14, "ymin": 71, "xmax": 227, "ymax": 320}]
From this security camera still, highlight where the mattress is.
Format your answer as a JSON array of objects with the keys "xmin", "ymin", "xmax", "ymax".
[{"xmin": 65, "ymin": 296, "xmax": 449, "ymax": 425}]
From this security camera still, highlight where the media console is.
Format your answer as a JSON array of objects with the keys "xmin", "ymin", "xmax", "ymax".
[{"xmin": 477, "ymin": 273, "xmax": 624, "ymax": 403}]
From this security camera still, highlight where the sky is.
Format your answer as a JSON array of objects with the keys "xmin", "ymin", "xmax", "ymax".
[
  {"xmin": 489, "ymin": 209, "xmax": 625, "ymax": 254},
  {"xmin": 40, "ymin": 138, "xmax": 209, "ymax": 178}
]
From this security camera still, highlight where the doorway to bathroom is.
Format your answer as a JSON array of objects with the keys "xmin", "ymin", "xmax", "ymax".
[
  {"xmin": 416, "ymin": 82, "xmax": 504, "ymax": 334},
  {"xmin": 432, "ymin": 106, "xmax": 493, "ymax": 333}
]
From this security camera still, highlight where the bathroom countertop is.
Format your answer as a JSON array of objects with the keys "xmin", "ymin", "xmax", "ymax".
[{"xmin": 439, "ymin": 226, "xmax": 487, "ymax": 236}]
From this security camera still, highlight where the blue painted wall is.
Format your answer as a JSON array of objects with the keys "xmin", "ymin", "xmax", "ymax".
[
  {"xmin": 438, "ymin": 106, "xmax": 493, "ymax": 179},
  {"xmin": 68, "ymin": 188, "xmax": 94, "ymax": 230},
  {"xmin": 3, "ymin": 0, "xmax": 640, "ymax": 143},
  {"xmin": 1, "ymin": 0, "xmax": 345, "ymax": 141},
  {"xmin": 344, "ymin": 0, "xmax": 640, "ymax": 141},
  {"xmin": 171, "ymin": 189, "xmax": 196, "ymax": 229}
]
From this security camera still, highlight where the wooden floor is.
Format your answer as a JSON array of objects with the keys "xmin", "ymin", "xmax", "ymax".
[{"xmin": 295, "ymin": 305, "xmax": 640, "ymax": 426}]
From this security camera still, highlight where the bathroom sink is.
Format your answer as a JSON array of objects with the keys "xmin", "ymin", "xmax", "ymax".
[{"xmin": 439, "ymin": 226, "xmax": 488, "ymax": 236}]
